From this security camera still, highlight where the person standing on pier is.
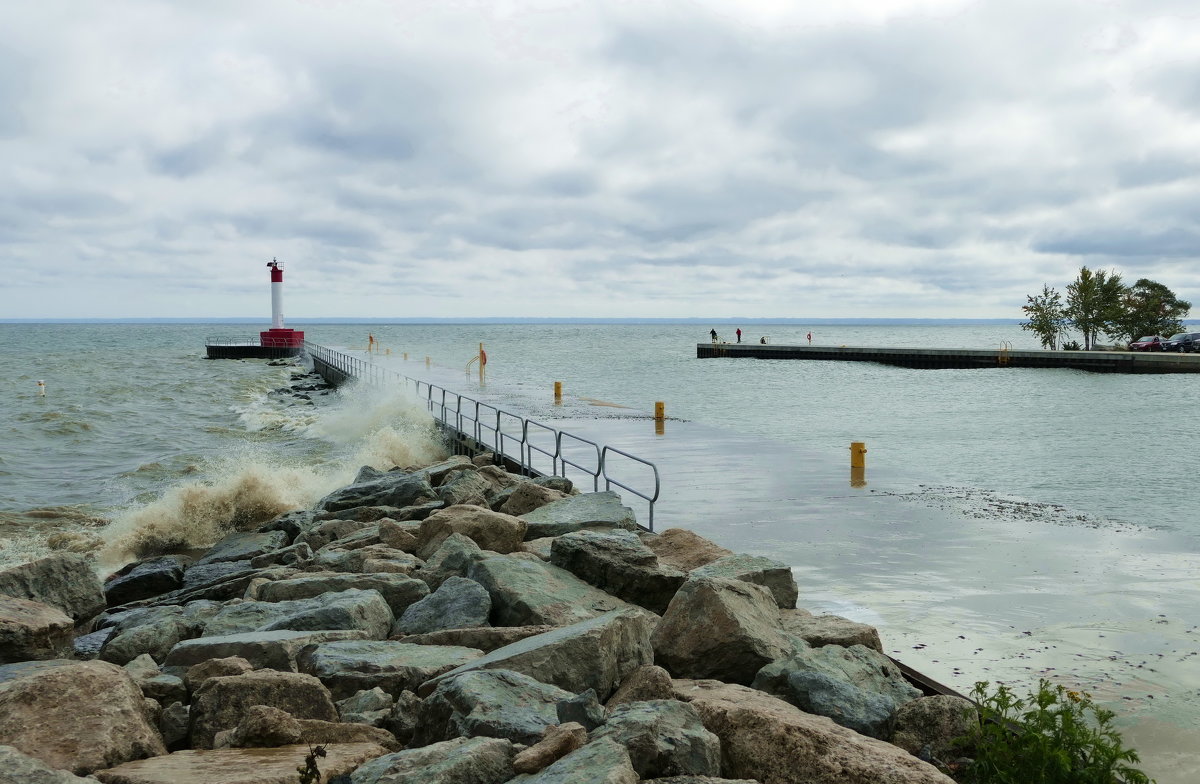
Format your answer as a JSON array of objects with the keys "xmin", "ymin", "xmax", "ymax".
[
  {"xmin": 736, "ymin": 328, "xmax": 742, "ymax": 343},
  {"xmin": 710, "ymin": 328, "xmax": 718, "ymax": 341},
  {"xmin": 807, "ymin": 332, "xmax": 812, "ymax": 344}
]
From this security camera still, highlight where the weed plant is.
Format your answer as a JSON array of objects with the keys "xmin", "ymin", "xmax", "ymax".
[{"xmin": 956, "ymin": 680, "xmax": 1154, "ymax": 784}]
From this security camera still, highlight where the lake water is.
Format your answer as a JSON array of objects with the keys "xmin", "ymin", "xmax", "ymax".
[{"xmin": 2, "ymin": 321, "xmax": 1196, "ymax": 781}]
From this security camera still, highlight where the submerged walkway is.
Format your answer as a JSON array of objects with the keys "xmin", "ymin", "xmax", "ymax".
[{"xmin": 697, "ymin": 342, "xmax": 1200, "ymax": 373}]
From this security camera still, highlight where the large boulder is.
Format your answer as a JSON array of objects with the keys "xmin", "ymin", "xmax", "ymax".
[
  {"xmin": 317, "ymin": 472, "xmax": 438, "ymax": 515},
  {"xmin": 194, "ymin": 531, "xmax": 290, "ymax": 566},
  {"xmin": 436, "ymin": 469, "xmax": 493, "ymax": 507},
  {"xmin": 0, "ymin": 595, "xmax": 73, "ymax": 663},
  {"xmin": 99, "ymin": 603, "xmax": 220, "ymax": 665},
  {"xmin": 188, "ymin": 669, "xmax": 337, "ymax": 748},
  {"xmin": 498, "ymin": 482, "xmax": 568, "ymax": 516},
  {"xmin": 297, "ymin": 519, "xmax": 370, "ymax": 551},
  {"xmin": 673, "ymin": 679, "xmax": 956, "ymax": 784},
  {"xmin": 413, "ymin": 669, "xmax": 574, "ymax": 746},
  {"xmin": 605, "ymin": 665, "xmax": 675, "ymax": 710},
  {"xmin": 779, "ymin": 611, "xmax": 884, "ymax": 653},
  {"xmin": 520, "ymin": 492, "xmax": 637, "ymax": 539},
  {"xmin": 891, "ymin": 695, "xmax": 979, "ymax": 760},
  {"xmin": 0, "ymin": 745, "xmax": 99, "ymax": 784},
  {"xmin": 419, "ymin": 608, "xmax": 657, "ymax": 702},
  {"xmin": 164, "ymin": 629, "xmax": 370, "ymax": 672},
  {"xmin": 640, "ymin": 528, "xmax": 733, "ymax": 572},
  {"xmin": 183, "ymin": 656, "xmax": 254, "ymax": 696},
  {"xmin": 511, "ymin": 738, "xmax": 638, "ymax": 784},
  {"xmin": 0, "ymin": 660, "xmax": 165, "ymax": 775},
  {"xmin": 392, "ymin": 576, "xmax": 491, "ymax": 635},
  {"xmin": 92, "ymin": 743, "xmax": 388, "ymax": 784},
  {"xmin": 416, "ymin": 505, "xmax": 528, "ymax": 559},
  {"xmin": 308, "ymin": 544, "xmax": 422, "ymax": 575},
  {"xmin": 350, "ymin": 736, "xmax": 514, "ymax": 784},
  {"xmin": 297, "ymin": 639, "xmax": 482, "ymax": 700},
  {"xmin": 593, "ymin": 699, "xmax": 721, "ymax": 779},
  {"xmin": 201, "ymin": 589, "xmax": 394, "ymax": 639},
  {"xmin": 468, "ymin": 555, "xmax": 630, "ymax": 627},
  {"xmin": 652, "ymin": 577, "xmax": 792, "ymax": 685},
  {"xmin": 394, "ymin": 625, "xmax": 555, "ymax": 652},
  {"xmin": 254, "ymin": 572, "xmax": 429, "ymax": 617},
  {"xmin": 415, "ymin": 533, "xmax": 487, "ymax": 590},
  {"xmin": 689, "ymin": 554, "xmax": 798, "ymax": 610},
  {"xmin": 752, "ymin": 642, "xmax": 921, "ymax": 737},
  {"xmin": 513, "ymin": 722, "xmax": 588, "ymax": 774},
  {"xmin": 0, "ymin": 553, "xmax": 105, "ymax": 621},
  {"xmin": 103, "ymin": 555, "xmax": 189, "ymax": 607},
  {"xmin": 549, "ymin": 529, "xmax": 686, "ymax": 614}
]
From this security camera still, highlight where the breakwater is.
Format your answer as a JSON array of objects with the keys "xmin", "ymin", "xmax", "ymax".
[
  {"xmin": 0, "ymin": 437, "xmax": 970, "ymax": 782},
  {"xmin": 697, "ymin": 342, "xmax": 1200, "ymax": 372}
]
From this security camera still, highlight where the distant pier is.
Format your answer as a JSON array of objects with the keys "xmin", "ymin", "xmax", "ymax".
[{"xmin": 696, "ymin": 343, "xmax": 1200, "ymax": 373}]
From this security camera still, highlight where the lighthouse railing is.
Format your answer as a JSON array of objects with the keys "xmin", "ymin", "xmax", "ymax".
[{"xmin": 302, "ymin": 341, "xmax": 659, "ymax": 530}]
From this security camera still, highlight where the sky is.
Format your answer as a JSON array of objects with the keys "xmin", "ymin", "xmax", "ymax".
[{"xmin": 1, "ymin": 0, "xmax": 1198, "ymax": 320}]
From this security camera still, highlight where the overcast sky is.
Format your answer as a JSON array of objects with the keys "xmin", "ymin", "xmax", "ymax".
[{"xmin": 2, "ymin": 0, "xmax": 1198, "ymax": 320}]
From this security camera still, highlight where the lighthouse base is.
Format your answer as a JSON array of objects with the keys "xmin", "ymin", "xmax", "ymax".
[
  {"xmin": 260, "ymin": 328, "xmax": 305, "ymax": 348},
  {"xmin": 204, "ymin": 330, "xmax": 305, "ymax": 359}
]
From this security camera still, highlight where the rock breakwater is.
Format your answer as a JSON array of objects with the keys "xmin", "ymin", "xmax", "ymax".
[{"xmin": 0, "ymin": 449, "xmax": 975, "ymax": 783}]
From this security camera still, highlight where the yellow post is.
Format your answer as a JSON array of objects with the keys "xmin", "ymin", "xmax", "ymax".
[
  {"xmin": 554, "ymin": 381, "xmax": 562, "ymax": 404},
  {"xmin": 425, "ymin": 356, "xmax": 431, "ymax": 369},
  {"xmin": 478, "ymin": 343, "xmax": 485, "ymax": 383},
  {"xmin": 385, "ymin": 348, "xmax": 391, "ymax": 356},
  {"xmin": 850, "ymin": 441, "xmax": 867, "ymax": 469},
  {"xmin": 403, "ymin": 352, "xmax": 408, "ymax": 360},
  {"xmin": 654, "ymin": 401, "xmax": 665, "ymax": 421}
]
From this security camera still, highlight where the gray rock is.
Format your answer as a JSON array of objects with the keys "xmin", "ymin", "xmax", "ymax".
[
  {"xmin": 652, "ymin": 577, "xmax": 792, "ymax": 685},
  {"xmin": 437, "ymin": 469, "xmax": 492, "ymax": 507},
  {"xmin": 159, "ymin": 701, "xmax": 189, "ymax": 750},
  {"xmin": 103, "ymin": 555, "xmax": 189, "ymax": 606},
  {"xmin": 317, "ymin": 472, "xmax": 438, "ymax": 514},
  {"xmin": 892, "ymin": 694, "xmax": 979, "ymax": 759},
  {"xmin": 784, "ymin": 669, "xmax": 899, "ymax": 738},
  {"xmin": 189, "ymin": 669, "xmax": 338, "ymax": 748},
  {"xmin": 641, "ymin": 528, "xmax": 733, "ymax": 572},
  {"xmin": 593, "ymin": 699, "xmax": 722, "ymax": 779},
  {"xmin": 779, "ymin": 611, "xmax": 884, "ymax": 653},
  {"xmin": 248, "ymin": 540, "xmax": 313, "ymax": 569},
  {"xmin": 309, "ymin": 544, "xmax": 421, "ymax": 574},
  {"xmin": 350, "ymin": 736, "xmax": 514, "ymax": 784},
  {"xmin": 549, "ymin": 529, "xmax": 686, "ymax": 614},
  {"xmin": 414, "ymin": 455, "xmax": 477, "ymax": 486},
  {"xmin": 99, "ymin": 603, "xmax": 219, "ymax": 665},
  {"xmin": 382, "ymin": 690, "xmax": 422, "ymax": 745},
  {"xmin": 194, "ymin": 531, "xmax": 290, "ymax": 566},
  {"xmin": 606, "ymin": 665, "xmax": 675, "ymax": 710},
  {"xmin": 416, "ymin": 533, "xmax": 487, "ymax": 590},
  {"xmin": 258, "ymin": 508, "xmax": 315, "ymax": 541},
  {"xmin": 413, "ymin": 669, "xmax": 574, "ymax": 746},
  {"xmin": 0, "ymin": 595, "xmax": 74, "ymax": 664},
  {"xmin": 420, "ymin": 607, "xmax": 657, "ymax": 702},
  {"xmin": 689, "ymin": 554, "xmax": 798, "ymax": 610},
  {"xmin": 72, "ymin": 626, "xmax": 114, "ymax": 659},
  {"xmin": 297, "ymin": 639, "xmax": 482, "ymax": 700},
  {"xmin": 165, "ymin": 629, "xmax": 371, "ymax": 672},
  {"xmin": 393, "ymin": 576, "xmax": 490, "ymax": 635},
  {"xmin": 393, "ymin": 625, "xmax": 557, "ymax": 652},
  {"xmin": 0, "ymin": 553, "xmax": 105, "ymax": 621},
  {"xmin": 337, "ymin": 687, "xmax": 394, "ymax": 717},
  {"xmin": 202, "ymin": 588, "xmax": 394, "ymax": 639},
  {"xmin": 181, "ymin": 560, "xmax": 257, "ymax": 592},
  {"xmin": 0, "ymin": 744, "xmax": 99, "ymax": 783},
  {"xmin": 498, "ymin": 482, "xmax": 568, "ymax": 516},
  {"xmin": 183, "ymin": 656, "xmax": 254, "ymax": 696},
  {"xmin": 416, "ymin": 505, "xmax": 528, "ymax": 559},
  {"xmin": 557, "ymin": 688, "xmax": 606, "ymax": 731},
  {"xmin": 256, "ymin": 572, "xmax": 429, "ymax": 617},
  {"xmin": 753, "ymin": 642, "xmax": 921, "ymax": 711},
  {"xmin": 642, "ymin": 778, "xmax": 759, "ymax": 784},
  {"xmin": 468, "ymin": 555, "xmax": 630, "ymax": 627},
  {"xmin": 512, "ymin": 738, "xmax": 638, "ymax": 784},
  {"xmin": 297, "ymin": 519, "xmax": 370, "ymax": 551},
  {"xmin": 520, "ymin": 491, "xmax": 637, "ymax": 539}
]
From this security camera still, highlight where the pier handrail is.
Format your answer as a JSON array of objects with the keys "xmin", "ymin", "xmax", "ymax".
[{"xmin": 303, "ymin": 342, "xmax": 659, "ymax": 528}]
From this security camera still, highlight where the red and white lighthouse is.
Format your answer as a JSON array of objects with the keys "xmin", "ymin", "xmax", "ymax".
[{"xmin": 259, "ymin": 259, "xmax": 304, "ymax": 348}]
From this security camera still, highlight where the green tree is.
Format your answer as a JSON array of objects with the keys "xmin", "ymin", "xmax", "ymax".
[
  {"xmin": 1104, "ymin": 278, "xmax": 1191, "ymax": 344},
  {"xmin": 1021, "ymin": 285, "xmax": 1069, "ymax": 349},
  {"xmin": 1065, "ymin": 267, "xmax": 1123, "ymax": 350}
]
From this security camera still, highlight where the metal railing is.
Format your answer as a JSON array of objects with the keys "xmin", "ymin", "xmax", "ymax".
[
  {"xmin": 206, "ymin": 335, "xmax": 301, "ymax": 348},
  {"xmin": 303, "ymin": 342, "xmax": 661, "ymax": 529}
]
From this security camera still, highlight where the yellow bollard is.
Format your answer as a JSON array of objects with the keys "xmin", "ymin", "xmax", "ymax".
[
  {"xmin": 850, "ymin": 441, "xmax": 867, "ymax": 469},
  {"xmin": 37, "ymin": 380, "xmax": 45, "ymax": 397},
  {"xmin": 386, "ymin": 348, "xmax": 391, "ymax": 356},
  {"xmin": 425, "ymin": 356, "xmax": 431, "ymax": 369},
  {"xmin": 554, "ymin": 381, "xmax": 562, "ymax": 404},
  {"xmin": 403, "ymin": 352, "xmax": 408, "ymax": 361},
  {"xmin": 654, "ymin": 401, "xmax": 665, "ymax": 421}
]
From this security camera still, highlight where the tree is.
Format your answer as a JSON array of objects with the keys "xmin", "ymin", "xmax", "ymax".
[
  {"xmin": 1021, "ymin": 285, "xmax": 1068, "ymax": 349},
  {"xmin": 1105, "ymin": 278, "xmax": 1191, "ymax": 343},
  {"xmin": 1065, "ymin": 267, "xmax": 1123, "ymax": 350}
]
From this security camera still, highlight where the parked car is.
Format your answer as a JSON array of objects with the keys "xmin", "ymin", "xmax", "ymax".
[
  {"xmin": 1161, "ymin": 332, "xmax": 1200, "ymax": 352},
  {"xmin": 1128, "ymin": 335, "xmax": 1167, "ymax": 351}
]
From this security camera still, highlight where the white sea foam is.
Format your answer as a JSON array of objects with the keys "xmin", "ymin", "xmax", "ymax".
[{"xmin": 96, "ymin": 377, "xmax": 447, "ymax": 566}]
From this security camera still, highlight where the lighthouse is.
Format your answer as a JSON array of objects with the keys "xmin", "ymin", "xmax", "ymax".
[{"xmin": 259, "ymin": 259, "xmax": 304, "ymax": 349}]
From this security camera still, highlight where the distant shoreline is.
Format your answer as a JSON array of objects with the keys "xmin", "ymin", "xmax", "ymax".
[{"xmin": 3, "ymin": 317, "xmax": 1031, "ymax": 325}]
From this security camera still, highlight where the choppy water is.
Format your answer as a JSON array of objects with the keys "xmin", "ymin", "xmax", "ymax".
[{"xmin": 2, "ymin": 320, "xmax": 1197, "ymax": 781}]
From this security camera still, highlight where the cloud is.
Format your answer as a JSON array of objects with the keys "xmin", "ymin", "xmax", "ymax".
[{"xmin": 0, "ymin": 0, "xmax": 1198, "ymax": 319}]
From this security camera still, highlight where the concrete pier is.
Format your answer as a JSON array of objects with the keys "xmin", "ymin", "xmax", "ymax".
[{"xmin": 697, "ymin": 342, "xmax": 1200, "ymax": 373}]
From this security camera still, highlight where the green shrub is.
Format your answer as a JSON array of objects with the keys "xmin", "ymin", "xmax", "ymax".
[{"xmin": 955, "ymin": 680, "xmax": 1153, "ymax": 784}]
